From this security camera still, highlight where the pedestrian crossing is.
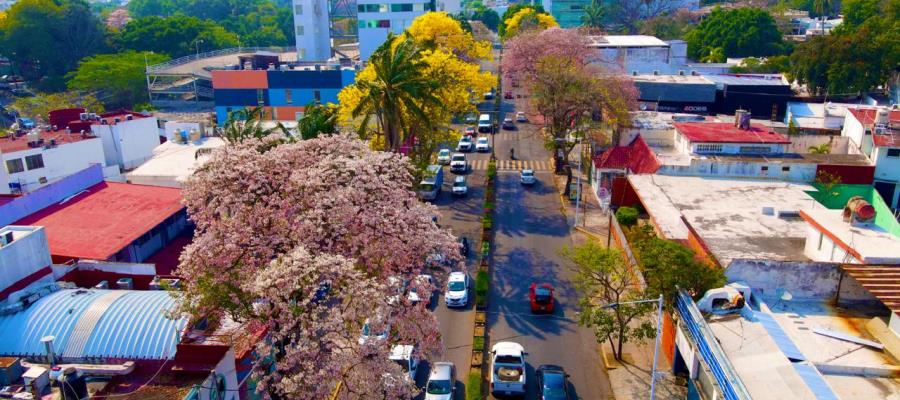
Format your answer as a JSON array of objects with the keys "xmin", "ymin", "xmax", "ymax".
[{"xmin": 469, "ymin": 159, "xmax": 552, "ymax": 171}]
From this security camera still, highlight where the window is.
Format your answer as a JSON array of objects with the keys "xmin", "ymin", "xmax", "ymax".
[
  {"xmin": 739, "ymin": 146, "xmax": 771, "ymax": 154},
  {"xmin": 296, "ymin": 25, "xmax": 304, "ymax": 36},
  {"xmin": 887, "ymin": 148, "xmax": 900, "ymax": 158},
  {"xmin": 761, "ymin": 166, "xmax": 769, "ymax": 172},
  {"xmin": 695, "ymin": 143, "xmax": 723, "ymax": 153},
  {"xmin": 413, "ymin": 3, "xmax": 425, "ymax": 11},
  {"xmin": 377, "ymin": 19, "xmax": 391, "ymax": 28},
  {"xmin": 257, "ymin": 89, "xmax": 265, "ymax": 106},
  {"xmin": 817, "ymin": 232, "xmax": 824, "ymax": 251},
  {"xmin": 571, "ymin": 4, "xmax": 583, "ymax": 9},
  {"xmin": 25, "ymin": 154, "xmax": 44, "ymax": 170},
  {"xmin": 379, "ymin": 3, "xmax": 389, "ymax": 12},
  {"xmin": 392, "ymin": 3, "xmax": 413, "ymax": 11},
  {"xmin": 5, "ymin": 159, "xmax": 24, "ymax": 174},
  {"xmin": 285, "ymin": 89, "xmax": 293, "ymax": 105},
  {"xmin": 295, "ymin": 4, "xmax": 303, "ymax": 14},
  {"xmin": 782, "ymin": 166, "xmax": 790, "ymax": 172},
  {"xmin": 299, "ymin": 49, "xmax": 306, "ymax": 59}
]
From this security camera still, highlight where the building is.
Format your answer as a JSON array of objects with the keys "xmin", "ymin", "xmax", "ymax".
[
  {"xmin": 784, "ymin": 102, "xmax": 870, "ymax": 134},
  {"xmin": 13, "ymin": 181, "xmax": 188, "ymax": 264},
  {"xmin": 632, "ymin": 74, "xmax": 717, "ymax": 114},
  {"xmin": 292, "ymin": 0, "xmax": 331, "ymax": 61},
  {"xmin": 357, "ymin": 0, "xmax": 433, "ymax": 61},
  {"xmin": 545, "ymin": 0, "xmax": 698, "ymax": 28},
  {"xmin": 125, "ymin": 135, "xmax": 226, "ymax": 188},
  {"xmin": 88, "ymin": 110, "xmax": 162, "ymax": 171},
  {"xmin": 1, "ymin": 128, "xmax": 108, "ymax": 195},
  {"xmin": 0, "ymin": 225, "xmax": 53, "ymax": 300},
  {"xmin": 587, "ymin": 36, "xmax": 735, "ymax": 76},
  {"xmin": 704, "ymin": 74, "xmax": 794, "ymax": 119},
  {"xmin": 841, "ymin": 107, "xmax": 900, "ymax": 209},
  {"xmin": 212, "ymin": 65, "xmax": 356, "ymax": 124},
  {"xmin": 786, "ymin": 16, "xmax": 843, "ymax": 41}
]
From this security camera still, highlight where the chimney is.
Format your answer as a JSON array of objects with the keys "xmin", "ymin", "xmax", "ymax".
[{"xmin": 41, "ymin": 335, "xmax": 56, "ymax": 365}]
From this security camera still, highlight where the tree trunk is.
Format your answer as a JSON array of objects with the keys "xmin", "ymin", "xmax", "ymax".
[
  {"xmin": 616, "ymin": 330, "xmax": 626, "ymax": 360},
  {"xmin": 563, "ymin": 166, "xmax": 573, "ymax": 197}
]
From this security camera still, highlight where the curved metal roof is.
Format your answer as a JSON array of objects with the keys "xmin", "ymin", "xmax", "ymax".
[{"xmin": 0, "ymin": 289, "xmax": 187, "ymax": 361}]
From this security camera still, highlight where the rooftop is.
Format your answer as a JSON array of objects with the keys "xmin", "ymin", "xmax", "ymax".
[
  {"xmin": 786, "ymin": 102, "xmax": 866, "ymax": 130},
  {"xmin": 14, "ymin": 182, "xmax": 184, "ymax": 260},
  {"xmin": 801, "ymin": 208, "xmax": 900, "ymax": 264},
  {"xmin": 674, "ymin": 122, "xmax": 792, "ymax": 144},
  {"xmin": 631, "ymin": 74, "xmax": 712, "ymax": 84},
  {"xmin": 703, "ymin": 74, "xmax": 790, "ymax": 87},
  {"xmin": 593, "ymin": 136, "xmax": 660, "ymax": 174},
  {"xmin": 0, "ymin": 131, "xmax": 97, "ymax": 154},
  {"xmin": 628, "ymin": 175, "xmax": 822, "ymax": 266},
  {"xmin": 707, "ymin": 298, "xmax": 900, "ymax": 400},
  {"xmin": 0, "ymin": 288, "xmax": 187, "ymax": 361},
  {"xmin": 847, "ymin": 108, "xmax": 900, "ymax": 125},
  {"xmin": 847, "ymin": 108, "xmax": 900, "ymax": 147},
  {"xmin": 125, "ymin": 137, "xmax": 225, "ymax": 188},
  {"xmin": 586, "ymin": 35, "xmax": 668, "ymax": 48},
  {"xmin": 147, "ymin": 48, "xmax": 297, "ymax": 79}
]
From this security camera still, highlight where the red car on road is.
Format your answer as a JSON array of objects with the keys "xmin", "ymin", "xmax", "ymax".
[
  {"xmin": 529, "ymin": 283, "xmax": 554, "ymax": 313},
  {"xmin": 464, "ymin": 126, "xmax": 476, "ymax": 136}
]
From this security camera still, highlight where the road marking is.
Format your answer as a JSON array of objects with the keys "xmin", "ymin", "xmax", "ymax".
[{"xmin": 469, "ymin": 160, "xmax": 551, "ymax": 171}]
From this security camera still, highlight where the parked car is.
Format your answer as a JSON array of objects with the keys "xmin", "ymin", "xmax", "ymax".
[
  {"xmin": 484, "ymin": 90, "xmax": 494, "ymax": 100},
  {"xmin": 16, "ymin": 117, "xmax": 34, "ymax": 129},
  {"xmin": 452, "ymin": 175, "xmax": 468, "ymax": 197},
  {"xmin": 457, "ymin": 136, "xmax": 473, "ymax": 152},
  {"xmin": 359, "ymin": 317, "xmax": 390, "ymax": 345},
  {"xmin": 408, "ymin": 274, "xmax": 434, "ymax": 305},
  {"xmin": 516, "ymin": 112, "xmax": 528, "ymax": 123},
  {"xmin": 437, "ymin": 148, "xmax": 451, "ymax": 165},
  {"xmin": 445, "ymin": 271, "xmax": 469, "ymax": 307},
  {"xmin": 389, "ymin": 344, "xmax": 420, "ymax": 382},
  {"xmin": 529, "ymin": 283, "xmax": 554, "ymax": 313},
  {"xmin": 418, "ymin": 165, "xmax": 444, "ymax": 201},
  {"xmin": 425, "ymin": 362, "xmax": 456, "ymax": 400},
  {"xmin": 464, "ymin": 113, "xmax": 477, "ymax": 124},
  {"xmin": 520, "ymin": 169, "xmax": 536, "ymax": 185},
  {"xmin": 475, "ymin": 137, "xmax": 490, "ymax": 152},
  {"xmin": 537, "ymin": 365, "xmax": 570, "ymax": 400},
  {"xmin": 502, "ymin": 118, "xmax": 515, "ymax": 130},
  {"xmin": 490, "ymin": 342, "xmax": 527, "ymax": 396},
  {"xmin": 464, "ymin": 126, "xmax": 476, "ymax": 136},
  {"xmin": 450, "ymin": 153, "xmax": 468, "ymax": 173}
]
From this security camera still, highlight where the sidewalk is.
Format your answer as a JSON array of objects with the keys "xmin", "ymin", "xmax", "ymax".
[{"xmin": 550, "ymin": 164, "xmax": 610, "ymax": 247}]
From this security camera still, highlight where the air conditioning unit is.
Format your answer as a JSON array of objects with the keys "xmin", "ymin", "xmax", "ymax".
[
  {"xmin": 79, "ymin": 113, "xmax": 89, "ymax": 121},
  {"xmin": 94, "ymin": 281, "xmax": 109, "ymax": 289},
  {"xmin": 116, "ymin": 278, "xmax": 133, "ymax": 290},
  {"xmin": 125, "ymin": 115, "xmax": 133, "ymax": 121},
  {"xmin": 113, "ymin": 118, "xmax": 121, "ymax": 124},
  {"xmin": 100, "ymin": 119, "xmax": 108, "ymax": 125}
]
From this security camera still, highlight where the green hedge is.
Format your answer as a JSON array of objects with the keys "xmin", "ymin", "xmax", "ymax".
[
  {"xmin": 616, "ymin": 206, "xmax": 639, "ymax": 226},
  {"xmin": 475, "ymin": 270, "xmax": 489, "ymax": 307},
  {"xmin": 482, "ymin": 215, "xmax": 493, "ymax": 230},
  {"xmin": 466, "ymin": 371, "xmax": 483, "ymax": 400},
  {"xmin": 473, "ymin": 336, "xmax": 485, "ymax": 351}
]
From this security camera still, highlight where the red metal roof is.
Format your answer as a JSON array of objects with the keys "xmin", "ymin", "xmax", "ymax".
[
  {"xmin": 14, "ymin": 182, "xmax": 184, "ymax": 261},
  {"xmin": 847, "ymin": 108, "xmax": 900, "ymax": 125},
  {"xmin": 594, "ymin": 135, "xmax": 660, "ymax": 174},
  {"xmin": 0, "ymin": 132, "xmax": 98, "ymax": 154},
  {"xmin": 674, "ymin": 122, "xmax": 791, "ymax": 144}
]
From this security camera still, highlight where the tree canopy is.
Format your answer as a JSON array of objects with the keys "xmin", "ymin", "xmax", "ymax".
[
  {"xmin": 116, "ymin": 15, "xmax": 239, "ymax": 58},
  {"xmin": 67, "ymin": 51, "xmax": 169, "ymax": 109},
  {"xmin": 501, "ymin": 7, "xmax": 559, "ymax": 40},
  {"xmin": 498, "ymin": 4, "xmax": 545, "ymax": 37},
  {"xmin": 684, "ymin": 7, "xmax": 787, "ymax": 60},
  {"xmin": 12, "ymin": 91, "xmax": 105, "ymax": 122}
]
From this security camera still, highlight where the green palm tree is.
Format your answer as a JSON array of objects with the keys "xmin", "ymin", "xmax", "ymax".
[
  {"xmin": 351, "ymin": 35, "xmax": 441, "ymax": 151},
  {"xmin": 221, "ymin": 106, "xmax": 289, "ymax": 145},
  {"xmin": 297, "ymin": 101, "xmax": 339, "ymax": 140},
  {"xmin": 581, "ymin": 0, "xmax": 606, "ymax": 31}
]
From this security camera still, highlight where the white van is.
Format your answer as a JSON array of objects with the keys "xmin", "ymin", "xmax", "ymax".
[{"xmin": 477, "ymin": 113, "xmax": 491, "ymax": 133}]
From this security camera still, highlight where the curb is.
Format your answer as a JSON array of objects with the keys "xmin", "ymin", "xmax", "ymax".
[
  {"xmin": 600, "ymin": 345, "xmax": 618, "ymax": 370},
  {"xmin": 574, "ymin": 226, "xmax": 607, "ymax": 243}
]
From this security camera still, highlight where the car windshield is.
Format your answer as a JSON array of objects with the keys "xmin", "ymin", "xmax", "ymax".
[
  {"xmin": 420, "ymin": 183, "xmax": 435, "ymax": 191},
  {"xmin": 478, "ymin": 138, "xmax": 488, "ymax": 143},
  {"xmin": 542, "ymin": 373, "xmax": 567, "ymax": 398},
  {"xmin": 426, "ymin": 379, "xmax": 453, "ymax": 395},
  {"xmin": 454, "ymin": 181, "xmax": 466, "ymax": 187},
  {"xmin": 495, "ymin": 355, "xmax": 522, "ymax": 364},
  {"xmin": 535, "ymin": 287, "xmax": 551, "ymax": 303},
  {"xmin": 460, "ymin": 137, "xmax": 471, "ymax": 143},
  {"xmin": 452, "ymin": 155, "xmax": 465, "ymax": 161},
  {"xmin": 439, "ymin": 150, "xmax": 450, "ymax": 156},
  {"xmin": 448, "ymin": 281, "xmax": 466, "ymax": 291},
  {"xmin": 522, "ymin": 171, "xmax": 533, "ymax": 177}
]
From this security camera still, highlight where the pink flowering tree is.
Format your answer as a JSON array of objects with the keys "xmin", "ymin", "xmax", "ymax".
[
  {"xmin": 177, "ymin": 133, "xmax": 460, "ymax": 399},
  {"xmin": 501, "ymin": 28, "xmax": 592, "ymax": 91}
]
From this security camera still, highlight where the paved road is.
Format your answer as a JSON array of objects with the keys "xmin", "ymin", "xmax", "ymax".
[{"xmin": 484, "ymin": 96, "xmax": 612, "ymax": 400}]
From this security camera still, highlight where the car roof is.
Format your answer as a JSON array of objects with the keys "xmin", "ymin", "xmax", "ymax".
[
  {"xmin": 439, "ymin": 149, "xmax": 450, "ymax": 153},
  {"xmin": 448, "ymin": 271, "xmax": 466, "ymax": 281},
  {"xmin": 477, "ymin": 137, "xmax": 489, "ymax": 141},
  {"xmin": 454, "ymin": 176, "xmax": 466, "ymax": 182},
  {"xmin": 452, "ymin": 152, "xmax": 465, "ymax": 156},
  {"xmin": 460, "ymin": 136, "xmax": 472, "ymax": 141},
  {"xmin": 492, "ymin": 341, "xmax": 525, "ymax": 355},
  {"xmin": 389, "ymin": 344, "xmax": 415, "ymax": 360},
  {"xmin": 522, "ymin": 169, "xmax": 534, "ymax": 173},
  {"xmin": 429, "ymin": 362, "xmax": 454, "ymax": 380}
]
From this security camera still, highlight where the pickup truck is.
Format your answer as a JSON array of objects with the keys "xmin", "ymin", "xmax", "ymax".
[{"xmin": 490, "ymin": 342, "xmax": 527, "ymax": 396}]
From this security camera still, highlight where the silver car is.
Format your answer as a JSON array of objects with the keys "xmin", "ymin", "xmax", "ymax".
[{"xmin": 425, "ymin": 362, "xmax": 456, "ymax": 400}]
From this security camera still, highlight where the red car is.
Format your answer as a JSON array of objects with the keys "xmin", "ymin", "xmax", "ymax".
[
  {"xmin": 464, "ymin": 126, "xmax": 476, "ymax": 136},
  {"xmin": 529, "ymin": 283, "xmax": 554, "ymax": 313}
]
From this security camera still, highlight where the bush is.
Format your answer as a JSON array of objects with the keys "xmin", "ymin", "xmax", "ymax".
[
  {"xmin": 473, "ymin": 336, "xmax": 485, "ymax": 351},
  {"xmin": 482, "ymin": 215, "xmax": 493, "ymax": 230},
  {"xmin": 616, "ymin": 206, "xmax": 639, "ymax": 226},
  {"xmin": 483, "ymin": 200, "xmax": 494, "ymax": 211},
  {"xmin": 481, "ymin": 241, "xmax": 490, "ymax": 257},
  {"xmin": 466, "ymin": 371, "xmax": 483, "ymax": 400},
  {"xmin": 475, "ymin": 270, "xmax": 489, "ymax": 307}
]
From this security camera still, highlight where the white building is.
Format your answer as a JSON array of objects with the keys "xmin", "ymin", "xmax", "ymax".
[
  {"xmin": 357, "ymin": 0, "xmax": 432, "ymax": 61},
  {"xmin": 587, "ymin": 36, "xmax": 735, "ymax": 76},
  {"xmin": 842, "ymin": 107, "xmax": 900, "ymax": 209},
  {"xmin": 292, "ymin": 0, "xmax": 331, "ymax": 61},
  {"xmin": 1, "ymin": 130, "xmax": 109, "ymax": 195},
  {"xmin": 90, "ymin": 110, "xmax": 161, "ymax": 171},
  {"xmin": 0, "ymin": 225, "xmax": 54, "ymax": 300},
  {"xmin": 125, "ymin": 136, "xmax": 226, "ymax": 188}
]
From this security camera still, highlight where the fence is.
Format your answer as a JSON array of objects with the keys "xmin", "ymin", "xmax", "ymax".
[{"xmin": 146, "ymin": 47, "xmax": 296, "ymax": 73}]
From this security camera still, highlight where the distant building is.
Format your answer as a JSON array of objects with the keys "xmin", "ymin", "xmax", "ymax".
[
  {"xmin": 88, "ymin": 110, "xmax": 162, "ymax": 171},
  {"xmin": 357, "ymin": 0, "xmax": 433, "ymax": 61},
  {"xmin": 126, "ymin": 135, "xmax": 226, "ymax": 188},
  {"xmin": 841, "ymin": 107, "xmax": 900, "ymax": 210},
  {"xmin": 0, "ymin": 225, "xmax": 53, "ymax": 300},
  {"xmin": 1, "ymin": 128, "xmax": 108, "ymax": 195},
  {"xmin": 212, "ymin": 66, "xmax": 356, "ymax": 125},
  {"xmin": 543, "ymin": 0, "xmax": 699, "ymax": 28},
  {"xmin": 588, "ymin": 36, "xmax": 734, "ymax": 76},
  {"xmin": 292, "ymin": 0, "xmax": 331, "ymax": 61},
  {"xmin": 784, "ymin": 102, "xmax": 870, "ymax": 134}
]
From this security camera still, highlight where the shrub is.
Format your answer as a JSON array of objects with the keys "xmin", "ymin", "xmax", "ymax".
[
  {"xmin": 482, "ymin": 215, "xmax": 493, "ymax": 230},
  {"xmin": 483, "ymin": 200, "xmax": 494, "ymax": 211},
  {"xmin": 473, "ymin": 336, "xmax": 485, "ymax": 351},
  {"xmin": 481, "ymin": 241, "xmax": 490, "ymax": 257},
  {"xmin": 616, "ymin": 206, "xmax": 639, "ymax": 226},
  {"xmin": 475, "ymin": 270, "xmax": 489, "ymax": 307},
  {"xmin": 466, "ymin": 371, "xmax": 482, "ymax": 400}
]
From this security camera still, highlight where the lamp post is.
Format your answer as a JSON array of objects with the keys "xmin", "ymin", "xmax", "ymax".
[
  {"xmin": 603, "ymin": 294, "xmax": 665, "ymax": 400},
  {"xmin": 195, "ymin": 39, "xmax": 204, "ymax": 58}
]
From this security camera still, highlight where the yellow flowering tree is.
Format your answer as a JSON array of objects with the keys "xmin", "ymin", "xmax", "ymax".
[{"xmin": 502, "ymin": 8, "xmax": 559, "ymax": 40}]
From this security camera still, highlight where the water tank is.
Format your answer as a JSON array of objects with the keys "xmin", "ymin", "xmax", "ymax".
[
  {"xmin": 843, "ymin": 196, "xmax": 876, "ymax": 222},
  {"xmin": 875, "ymin": 107, "xmax": 890, "ymax": 126},
  {"xmin": 58, "ymin": 368, "xmax": 88, "ymax": 400},
  {"xmin": 735, "ymin": 109, "xmax": 751, "ymax": 130}
]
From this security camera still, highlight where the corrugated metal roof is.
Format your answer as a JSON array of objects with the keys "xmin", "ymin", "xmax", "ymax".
[
  {"xmin": 0, "ymin": 289, "xmax": 186, "ymax": 361},
  {"xmin": 792, "ymin": 362, "xmax": 840, "ymax": 400},
  {"xmin": 754, "ymin": 310, "xmax": 806, "ymax": 362},
  {"xmin": 842, "ymin": 265, "xmax": 900, "ymax": 317}
]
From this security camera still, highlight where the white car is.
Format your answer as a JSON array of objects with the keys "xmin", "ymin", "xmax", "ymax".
[
  {"xmin": 491, "ymin": 342, "xmax": 527, "ymax": 396},
  {"xmin": 359, "ymin": 317, "xmax": 390, "ymax": 345},
  {"xmin": 457, "ymin": 136, "xmax": 473, "ymax": 152},
  {"xmin": 389, "ymin": 344, "xmax": 420, "ymax": 382},
  {"xmin": 516, "ymin": 112, "xmax": 528, "ymax": 123},
  {"xmin": 408, "ymin": 274, "xmax": 434, "ymax": 304},
  {"xmin": 520, "ymin": 169, "xmax": 536, "ymax": 185},
  {"xmin": 445, "ymin": 271, "xmax": 469, "ymax": 307},
  {"xmin": 450, "ymin": 153, "xmax": 468, "ymax": 173},
  {"xmin": 437, "ymin": 149, "xmax": 451, "ymax": 165},
  {"xmin": 452, "ymin": 176, "xmax": 468, "ymax": 197},
  {"xmin": 475, "ymin": 137, "xmax": 490, "ymax": 152},
  {"xmin": 425, "ymin": 362, "xmax": 456, "ymax": 400}
]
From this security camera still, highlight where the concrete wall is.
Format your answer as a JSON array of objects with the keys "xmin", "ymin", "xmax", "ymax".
[
  {"xmin": 619, "ymin": 127, "xmax": 675, "ymax": 147},
  {"xmin": 0, "ymin": 164, "xmax": 105, "ymax": 226},
  {"xmin": 803, "ymin": 222, "xmax": 860, "ymax": 264},
  {"xmin": 194, "ymin": 348, "xmax": 239, "ymax": 400},
  {"xmin": 292, "ymin": 0, "xmax": 331, "ymax": 61},
  {"xmin": 786, "ymin": 135, "xmax": 851, "ymax": 154},
  {"xmin": 724, "ymin": 259, "xmax": 876, "ymax": 303},
  {"xmin": 0, "ymin": 226, "xmax": 52, "ymax": 294},
  {"xmin": 91, "ymin": 117, "xmax": 161, "ymax": 171},
  {"xmin": 1, "ymin": 138, "xmax": 107, "ymax": 195},
  {"xmin": 658, "ymin": 160, "xmax": 817, "ymax": 182},
  {"xmin": 873, "ymin": 146, "xmax": 900, "ymax": 184}
]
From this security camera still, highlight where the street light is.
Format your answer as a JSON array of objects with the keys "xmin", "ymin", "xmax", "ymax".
[
  {"xmin": 195, "ymin": 39, "xmax": 204, "ymax": 57},
  {"xmin": 602, "ymin": 294, "xmax": 665, "ymax": 400}
]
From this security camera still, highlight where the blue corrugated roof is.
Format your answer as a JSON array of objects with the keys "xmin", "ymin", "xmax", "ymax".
[
  {"xmin": 0, "ymin": 289, "xmax": 187, "ymax": 361},
  {"xmin": 753, "ymin": 310, "xmax": 806, "ymax": 362},
  {"xmin": 793, "ymin": 363, "xmax": 841, "ymax": 400}
]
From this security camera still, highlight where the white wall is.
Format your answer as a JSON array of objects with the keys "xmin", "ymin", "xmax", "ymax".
[
  {"xmin": 292, "ymin": 0, "xmax": 331, "ymax": 61},
  {"xmin": 658, "ymin": 159, "xmax": 817, "ymax": 182},
  {"xmin": 842, "ymin": 113, "xmax": 868, "ymax": 155},
  {"xmin": 688, "ymin": 140, "xmax": 787, "ymax": 155},
  {"xmin": 873, "ymin": 146, "xmax": 900, "ymax": 184},
  {"xmin": 437, "ymin": 0, "xmax": 460, "ymax": 13},
  {"xmin": 194, "ymin": 348, "xmax": 239, "ymax": 400},
  {"xmin": 803, "ymin": 223, "xmax": 861, "ymax": 264},
  {"xmin": 786, "ymin": 135, "xmax": 851, "ymax": 154},
  {"xmin": 0, "ymin": 226, "xmax": 53, "ymax": 294},
  {"xmin": 1, "ymin": 138, "xmax": 107, "ymax": 195},
  {"xmin": 91, "ymin": 117, "xmax": 160, "ymax": 171}
]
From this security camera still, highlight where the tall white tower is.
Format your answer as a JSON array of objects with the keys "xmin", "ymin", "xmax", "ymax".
[{"xmin": 292, "ymin": 0, "xmax": 331, "ymax": 61}]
